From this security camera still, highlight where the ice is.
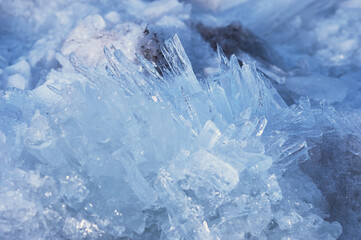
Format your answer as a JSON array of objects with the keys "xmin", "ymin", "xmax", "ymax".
[
  {"xmin": 286, "ymin": 75, "xmax": 348, "ymax": 103},
  {"xmin": 194, "ymin": 120, "xmax": 221, "ymax": 150},
  {"xmin": 61, "ymin": 15, "xmax": 107, "ymax": 65},
  {"xmin": 1, "ymin": 60, "xmax": 31, "ymax": 90},
  {"xmin": 2, "ymin": 0, "xmax": 361, "ymax": 239}
]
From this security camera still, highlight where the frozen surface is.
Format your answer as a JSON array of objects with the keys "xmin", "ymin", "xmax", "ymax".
[{"xmin": 1, "ymin": 0, "xmax": 361, "ymax": 239}]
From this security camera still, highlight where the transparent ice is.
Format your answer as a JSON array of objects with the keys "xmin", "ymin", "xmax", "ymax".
[{"xmin": 1, "ymin": 0, "xmax": 361, "ymax": 239}]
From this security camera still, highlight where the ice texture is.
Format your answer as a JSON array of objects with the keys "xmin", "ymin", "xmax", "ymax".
[{"xmin": 1, "ymin": 0, "xmax": 361, "ymax": 239}]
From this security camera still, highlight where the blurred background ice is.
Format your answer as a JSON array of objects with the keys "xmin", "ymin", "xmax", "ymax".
[{"xmin": 1, "ymin": 0, "xmax": 361, "ymax": 239}]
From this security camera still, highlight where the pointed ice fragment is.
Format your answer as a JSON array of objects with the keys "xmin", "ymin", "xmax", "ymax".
[
  {"xmin": 217, "ymin": 43, "xmax": 229, "ymax": 69},
  {"xmin": 104, "ymin": 47, "xmax": 157, "ymax": 100},
  {"xmin": 104, "ymin": 46, "xmax": 121, "ymax": 77},
  {"xmin": 229, "ymin": 54, "xmax": 242, "ymax": 72},
  {"xmin": 208, "ymin": 82, "xmax": 233, "ymax": 124},
  {"xmin": 255, "ymin": 59, "xmax": 287, "ymax": 84},
  {"xmin": 161, "ymin": 34, "xmax": 201, "ymax": 94},
  {"xmin": 136, "ymin": 53, "xmax": 163, "ymax": 81},
  {"xmin": 69, "ymin": 53, "xmax": 98, "ymax": 84}
]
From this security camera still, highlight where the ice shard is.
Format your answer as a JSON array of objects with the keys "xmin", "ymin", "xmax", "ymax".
[{"xmin": 1, "ymin": 0, "xmax": 361, "ymax": 239}]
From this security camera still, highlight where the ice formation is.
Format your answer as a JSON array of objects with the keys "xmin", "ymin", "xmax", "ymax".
[{"xmin": 1, "ymin": 0, "xmax": 361, "ymax": 239}]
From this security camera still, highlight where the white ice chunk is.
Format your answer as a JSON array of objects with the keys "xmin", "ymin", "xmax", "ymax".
[
  {"xmin": 6, "ymin": 74, "xmax": 29, "ymax": 90},
  {"xmin": 1, "ymin": 60, "xmax": 31, "ymax": 90}
]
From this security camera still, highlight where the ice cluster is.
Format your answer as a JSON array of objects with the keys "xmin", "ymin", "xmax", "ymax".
[{"xmin": 1, "ymin": 0, "xmax": 361, "ymax": 239}]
